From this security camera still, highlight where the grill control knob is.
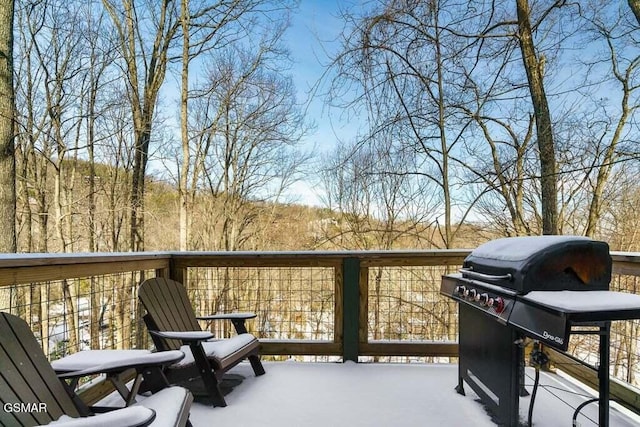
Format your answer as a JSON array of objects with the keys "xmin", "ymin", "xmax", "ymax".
[
  {"xmin": 468, "ymin": 289, "xmax": 478, "ymax": 300},
  {"xmin": 478, "ymin": 293, "xmax": 489, "ymax": 305},
  {"xmin": 455, "ymin": 285, "xmax": 466, "ymax": 296},
  {"xmin": 490, "ymin": 297, "xmax": 505, "ymax": 313}
]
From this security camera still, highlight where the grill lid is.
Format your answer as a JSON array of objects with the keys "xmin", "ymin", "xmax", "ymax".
[{"xmin": 462, "ymin": 236, "xmax": 611, "ymax": 293}]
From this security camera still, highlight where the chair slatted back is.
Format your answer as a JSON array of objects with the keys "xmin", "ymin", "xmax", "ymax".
[
  {"xmin": 138, "ymin": 278, "xmax": 203, "ymax": 351},
  {"xmin": 0, "ymin": 312, "xmax": 81, "ymax": 427}
]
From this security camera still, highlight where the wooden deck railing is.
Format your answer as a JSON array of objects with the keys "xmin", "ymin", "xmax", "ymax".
[
  {"xmin": 0, "ymin": 250, "xmax": 638, "ymax": 412},
  {"xmin": 169, "ymin": 250, "xmax": 468, "ymax": 360}
]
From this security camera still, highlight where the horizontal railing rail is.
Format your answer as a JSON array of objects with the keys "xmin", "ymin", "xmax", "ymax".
[{"xmin": 0, "ymin": 250, "xmax": 638, "ymax": 411}]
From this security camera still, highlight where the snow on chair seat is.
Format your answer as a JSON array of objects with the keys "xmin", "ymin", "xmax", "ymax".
[{"xmin": 174, "ymin": 333, "xmax": 260, "ymax": 371}]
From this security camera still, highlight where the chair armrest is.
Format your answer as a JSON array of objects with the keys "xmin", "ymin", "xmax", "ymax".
[
  {"xmin": 42, "ymin": 406, "xmax": 155, "ymax": 427},
  {"xmin": 197, "ymin": 312, "xmax": 256, "ymax": 321},
  {"xmin": 55, "ymin": 350, "xmax": 185, "ymax": 378},
  {"xmin": 149, "ymin": 330, "xmax": 214, "ymax": 343},
  {"xmin": 197, "ymin": 312, "xmax": 256, "ymax": 334}
]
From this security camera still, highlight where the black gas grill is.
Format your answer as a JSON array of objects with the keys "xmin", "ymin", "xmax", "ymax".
[
  {"xmin": 461, "ymin": 235, "xmax": 611, "ymax": 293},
  {"xmin": 441, "ymin": 236, "xmax": 640, "ymax": 427}
]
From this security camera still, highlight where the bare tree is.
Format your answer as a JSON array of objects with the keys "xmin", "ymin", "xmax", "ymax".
[
  {"xmin": 458, "ymin": 0, "xmax": 640, "ymax": 239},
  {"xmin": 13, "ymin": 0, "xmax": 52, "ymax": 351},
  {"xmin": 0, "ymin": 0, "xmax": 16, "ymax": 254},
  {"xmin": 466, "ymin": 112, "xmax": 539, "ymax": 236},
  {"xmin": 82, "ymin": 6, "xmax": 116, "ymax": 253},
  {"xmin": 102, "ymin": 0, "xmax": 180, "ymax": 251},
  {"xmin": 31, "ymin": 2, "xmax": 86, "ymax": 253},
  {"xmin": 32, "ymin": 1, "xmax": 102, "ymax": 351},
  {"xmin": 320, "ymin": 136, "xmax": 437, "ymax": 250},
  {"xmin": 178, "ymin": 0, "xmax": 294, "ymax": 250},
  {"xmin": 179, "ymin": 0, "xmax": 191, "ymax": 251},
  {"xmin": 452, "ymin": 20, "xmax": 542, "ymax": 236},
  {"xmin": 579, "ymin": 2, "xmax": 640, "ymax": 236},
  {"xmin": 189, "ymin": 38, "xmax": 309, "ymax": 252},
  {"xmin": 0, "ymin": 0, "xmax": 16, "ymax": 318},
  {"xmin": 327, "ymin": 0, "xmax": 502, "ymax": 247},
  {"xmin": 81, "ymin": 4, "xmax": 119, "ymax": 348},
  {"xmin": 516, "ymin": 0, "xmax": 560, "ymax": 235},
  {"xmin": 14, "ymin": 3, "xmax": 46, "ymax": 253}
]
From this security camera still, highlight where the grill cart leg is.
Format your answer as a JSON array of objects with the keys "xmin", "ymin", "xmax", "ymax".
[
  {"xmin": 598, "ymin": 321, "xmax": 611, "ymax": 427},
  {"xmin": 518, "ymin": 341, "xmax": 530, "ymax": 397},
  {"xmin": 455, "ymin": 375, "xmax": 465, "ymax": 396}
]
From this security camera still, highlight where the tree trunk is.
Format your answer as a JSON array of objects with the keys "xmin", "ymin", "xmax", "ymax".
[
  {"xmin": 516, "ymin": 0, "xmax": 558, "ymax": 235},
  {"xmin": 629, "ymin": 0, "xmax": 640, "ymax": 25},
  {"xmin": 62, "ymin": 279, "xmax": 78, "ymax": 352},
  {"xmin": 87, "ymin": 61, "xmax": 100, "ymax": 348},
  {"xmin": 179, "ymin": 0, "xmax": 190, "ymax": 251},
  {"xmin": 102, "ymin": 0, "xmax": 178, "ymax": 253},
  {"xmin": 0, "ymin": 0, "xmax": 16, "ymax": 317},
  {"xmin": 0, "ymin": 0, "xmax": 16, "ymax": 253},
  {"xmin": 130, "ymin": 129, "xmax": 150, "ymax": 252}
]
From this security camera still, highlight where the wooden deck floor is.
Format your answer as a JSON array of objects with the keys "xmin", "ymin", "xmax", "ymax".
[{"xmin": 187, "ymin": 362, "xmax": 640, "ymax": 427}]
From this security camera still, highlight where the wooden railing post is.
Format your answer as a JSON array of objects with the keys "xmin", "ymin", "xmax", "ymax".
[
  {"xmin": 168, "ymin": 257, "xmax": 186, "ymax": 284},
  {"xmin": 154, "ymin": 267, "xmax": 170, "ymax": 279},
  {"xmin": 342, "ymin": 257, "xmax": 360, "ymax": 362}
]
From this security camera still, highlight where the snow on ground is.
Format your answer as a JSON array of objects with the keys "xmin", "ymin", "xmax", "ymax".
[
  {"xmin": 187, "ymin": 362, "xmax": 640, "ymax": 427},
  {"xmin": 95, "ymin": 361, "xmax": 640, "ymax": 426},
  {"xmin": 190, "ymin": 361, "xmax": 495, "ymax": 427}
]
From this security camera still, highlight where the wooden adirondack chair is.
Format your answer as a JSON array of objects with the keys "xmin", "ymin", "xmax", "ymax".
[
  {"xmin": 0, "ymin": 312, "xmax": 192, "ymax": 427},
  {"xmin": 138, "ymin": 277, "xmax": 266, "ymax": 407}
]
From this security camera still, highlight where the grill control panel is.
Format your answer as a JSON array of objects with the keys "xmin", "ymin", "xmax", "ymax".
[
  {"xmin": 441, "ymin": 275, "xmax": 515, "ymax": 324},
  {"xmin": 454, "ymin": 285, "xmax": 506, "ymax": 313}
]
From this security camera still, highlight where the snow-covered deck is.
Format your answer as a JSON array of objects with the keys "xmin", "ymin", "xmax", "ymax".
[{"xmin": 187, "ymin": 362, "xmax": 640, "ymax": 427}]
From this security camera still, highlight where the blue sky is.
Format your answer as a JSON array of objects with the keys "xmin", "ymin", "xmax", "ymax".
[{"xmin": 282, "ymin": 1, "xmax": 359, "ymax": 206}]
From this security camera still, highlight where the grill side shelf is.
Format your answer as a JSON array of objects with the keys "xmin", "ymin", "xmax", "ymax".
[
  {"xmin": 508, "ymin": 300, "xmax": 570, "ymax": 351},
  {"xmin": 507, "ymin": 290, "xmax": 640, "ymax": 351}
]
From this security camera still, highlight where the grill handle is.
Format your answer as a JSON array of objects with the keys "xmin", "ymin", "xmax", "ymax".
[{"xmin": 460, "ymin": 268, "xmax": 512, "ymax": 282}]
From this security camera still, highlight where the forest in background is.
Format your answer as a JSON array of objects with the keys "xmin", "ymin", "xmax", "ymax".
[{"xmin": 4, "ymin": 0, "xmax": 640, "ymax": 255}]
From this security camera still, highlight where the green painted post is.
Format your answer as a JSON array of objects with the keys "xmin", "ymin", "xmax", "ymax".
[
  {"xmin": 168, "ymin": 258, "xmax": 185, "ymax": 284},
  {"xmin": 342, "ymin": 257, "xmax": 360, "ymax": 362}
]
